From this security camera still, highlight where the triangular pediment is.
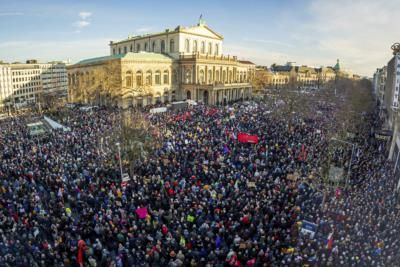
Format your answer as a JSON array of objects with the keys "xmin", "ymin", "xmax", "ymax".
[{"xmin": 180, "ymin": 25, "xmax": 223, "ymax": 40}]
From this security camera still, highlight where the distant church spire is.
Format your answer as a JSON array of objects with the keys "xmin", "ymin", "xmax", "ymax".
[{"xmin": 334, "ymin": 59, "xmax": 340, "ymax": 71}]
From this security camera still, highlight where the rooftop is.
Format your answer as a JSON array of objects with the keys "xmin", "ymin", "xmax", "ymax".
[{"xmin": 75, "ymin": 52, "xmax": 173, "ymax": 66}]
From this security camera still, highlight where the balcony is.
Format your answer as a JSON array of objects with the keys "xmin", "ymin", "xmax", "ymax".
[
  {"xmin": 181, "ymin": 81, "xmax": 251, "ymax": 90},
  {"xmin": 179, "ymin": 52, "xmax": 238, "ymax": 62}
]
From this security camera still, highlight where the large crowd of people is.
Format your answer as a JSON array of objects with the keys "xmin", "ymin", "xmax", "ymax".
[{"xmin": 0, "ymin": 99, "xmax": 399, "ymax": 267}]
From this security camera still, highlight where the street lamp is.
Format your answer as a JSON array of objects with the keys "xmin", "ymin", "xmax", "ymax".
[
  {"xmin": 116, "ymin": 142, "xmax": 123, "ymax": 179},
  {"xmin": 330, "ymin": 137, "xmax": 356, "ymax": 188}
]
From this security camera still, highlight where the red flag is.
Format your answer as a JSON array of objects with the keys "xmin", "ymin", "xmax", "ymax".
[
  {"xmin": 77, "ymin": 239, "xmax": 86, "ymax": 266},
  {"xmin": 238, "ymin": 133, "xmax": 259, "ymax": 144},
  {"xmin": 326, "ymin": 232, "xmax": 334, "ymax": 250},
  {"xmin": 298, "ymin": 144, "xmax": 307, "ymax": 161}
]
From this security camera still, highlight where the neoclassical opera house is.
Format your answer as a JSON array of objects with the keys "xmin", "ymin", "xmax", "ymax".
[{"xmin": 67, "ymin": 19, "xmax": 255, "ymax": 107}]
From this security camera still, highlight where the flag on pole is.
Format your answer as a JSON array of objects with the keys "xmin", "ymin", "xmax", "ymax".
[{"xmin": 326, "ymin": 232, "xmax": 334, "ymax": 250}]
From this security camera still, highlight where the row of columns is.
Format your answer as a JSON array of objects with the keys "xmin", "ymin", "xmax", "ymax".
[
  {"xmin": 186, "ymin": 87, "xmax": 252, "ymax": 105},
  {"xmin": 182, "ymin": 64, "xmax": 249, "ymax": 85}
]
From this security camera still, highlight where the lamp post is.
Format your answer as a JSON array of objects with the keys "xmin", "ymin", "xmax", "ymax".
[
  {"xmin": 116, "ymin": 142, "xmax": 123, "ymax": 179},
  {"xmin": 330, "ymin": 137, "xmax": 356, "ymax": 188}
]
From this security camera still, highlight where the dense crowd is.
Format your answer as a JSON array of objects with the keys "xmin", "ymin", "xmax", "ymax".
[{"xmin": 0, "ymin": 99, "xmax": 399, "ymax": 267}]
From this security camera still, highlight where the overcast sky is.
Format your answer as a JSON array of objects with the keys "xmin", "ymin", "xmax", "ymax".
[{"xmin": 0, "ymin": 0, "xmax": 399, "ymax": 76}]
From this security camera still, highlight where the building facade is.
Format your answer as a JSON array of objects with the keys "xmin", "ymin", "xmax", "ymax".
[
  {"xmin": 384, "ymin": 54, "xmax": 400, "ymax": 129},
  {"xmin": 264, "ymin": 63, "xmax": 337, "ymax": 90},
  {"xmin": 0, "ymin": 65, "xmax": 13, "ymax": 111},
  {"xmin": 373, "ymin": 66, "xmax": 387, "ymax": 110},
  {"xmin": 68, "ymin": 20, "xmax": 255, "ymax": 107},
  {"xmin": 0, "ymin": 61, "xmax": 68, "ymax": 110}
]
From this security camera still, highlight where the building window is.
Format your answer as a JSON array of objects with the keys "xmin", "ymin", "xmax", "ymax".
[
  {"xmin": 161, "ymin": 40, "xmax": 165, "ymax": 53},
  {"xmin": 193, "ymin": 40, "xmax": 198, "ymax": 52},
  {"xmin": 130, "ymin": 45, "xmax": 133, "ymax": 52},
  {"xmin": 185, "ymin": 39, "xmax": 190, "ymax": 53},
  {"xmin": 170, "ymin": 39, "xmax": 175, "ymax": 53},
  {"xmin": 185, "ymin": 69, "xmax": 192, "ymax": 83},
  {"xmin": 208, "ymin": 43, "xmax": 212, "ymax": 54},
  {"xmin": 201, "ymin": 41, "xmax": 205, "ymax": 53},
  {"xmin": 144, "ymin": 42, "xmax": 148, "ymax": 51},
  {"xmin": 152, "ymin": 41, "xmax": 156, "ymax": 52},
  {"xmin": 113, "ymin": 48, "xmax": 116, "ymax": 55},
  {"xmin": 118, "ymin": 48, "xmax": 121, "ymax": 54},
  {"xmin": 145, "ymin": 71, "xmax": 152, "ymax": 85},
  {"xmin": 155, "ymin": 71, "xmax": 161, "ymax": 85},
  {"xmin": 126, "ymin": 71, "xmax": 133, "ymax": 87},
  {"xmin": 124, "ymin": 46, "xmax": 127, "ymax": 54},
  {"xmin": 163, "ymin": 70, "xmax": 169, "ymax": 84},
  {"xmin": 208, "ymin": 70, "xmax": 212, "ymax": 84},
  {"xmin": 136, "ymin": 71, "xmax": 143, "ymax": 86},
  {"xmin": 215, "ymin": 44, "xmax": 219, "ymax": 55},
  {"xmin": 199, "ymin": 70, "xmax": 205, "ymax": 84}
]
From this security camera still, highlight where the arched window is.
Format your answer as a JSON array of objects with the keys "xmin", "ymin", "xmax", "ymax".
[
  {"xmin": 126, "ymin": 71, "xmax": 132, "ymax": 87},
  {"xmin": 208, "ymin": 70, "xmax": 212, "ymax": 84},
  {"xmin": 193, "ymin": 40, "xmax": 198, "ymax": 52},
  {"xmin": 222, "ymin": 70, "xmax": 226, "ymax": 83},
  {"xmin": 152, "ymin": 41, "xmax": 156, "ymax": 52},
  {"xmin": 124, "ymin": 46, "xmax": 127, "ymax": 54},
  {"xmin": 136, "ymin": 71, "xmax": 143, "ymax": 86},
  {"xmin": 185, "ymin": 39, "xmax": 190, "ymax": 53},
  {"xmin": 147, "ymin": 95, "xmax": 153, "ymax": 105},
  {"xmin": 136, "ymin": 44, "xmax": 141, "ymax": 52},
  {"xmin": 163, "ymin": 90, "xmax": 169, "ymax": 102},
  {"xmin": 163, "ymin": 70, "xmax": 169, "ymax": 84},
  {"xmin": 215, "ymin": 70, "xmax": 220, "ymax": 82},
  {"xmin": 228, "ymin": 71, "xmax": 232, "ymax": 83},
  {"xmin": 161, "ymin": 40, "xmax": 165, "ymax": 53},
  {"xmin": 155, "ymin": 70, "xmax": 161, "ymax": 85},
  {"xmin": 208, "ymin": 43, "xmax": 212, "ymax": 54},
  {"xmin": 185, "ymin": 69, "xmax": 192, "ymax": 83},
  {"xmin": 170, "ymin": 39, "xmax": 175, "ymax": 52},
  {"xmin": 199, "ymin": 70, "xmax": 205, "ymax": 84},
  {"xmin": 215, "ymin": 44, "xmax": 219, "ymax": 55},
  {"xmin": 201, "ymin": 41, "xmax": 205, "ymax": 53},
  {"xmin": 145, "ymin": 71, "xmax": 152, "ymax": 85},
  {"xmin": 144, "ymin": 42, "xmax": 148, "ymax": 51}
]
